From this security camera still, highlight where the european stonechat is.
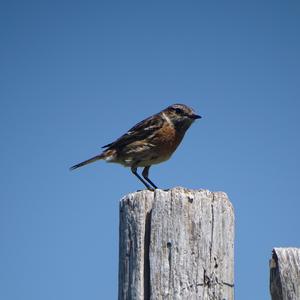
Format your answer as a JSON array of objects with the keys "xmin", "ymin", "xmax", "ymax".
[{"xmin": 70, "ymin": 104, "xmax": 201, "ymax": 190}]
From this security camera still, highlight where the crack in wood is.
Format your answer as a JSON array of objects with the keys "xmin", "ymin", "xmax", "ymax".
[
  {"xmin": 167, "ymin": 241, "xmax": 172, "ymax": 290},
  {"xmin": 143, "ymin": 210, "xmax": 152, "ymax": 300},
  {"xmin": 210, "ymin": 193, "xmax": 215, "ymax": 263},
  {"xmin": 222, "ymin": 281, "xmax": 235, "ymax": 288}
]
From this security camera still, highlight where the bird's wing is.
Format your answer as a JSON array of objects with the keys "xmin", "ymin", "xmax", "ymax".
[{"xmin": 102, "ymin": 114, "xmax": 164, "ymax": 149}]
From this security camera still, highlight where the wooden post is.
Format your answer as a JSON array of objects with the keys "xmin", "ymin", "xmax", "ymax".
[
  {"xmin": 118, "ymin": 187, "xmax": 234, "ymax": 300},
  {"xmin": 269, "ymin": 247, "xmax": 300, "ymax": 300}
]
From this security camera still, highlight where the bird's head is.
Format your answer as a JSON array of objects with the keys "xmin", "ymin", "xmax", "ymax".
[{"xmin": 162, "ymin": 104, "xmax": 201, "ymax": 131}]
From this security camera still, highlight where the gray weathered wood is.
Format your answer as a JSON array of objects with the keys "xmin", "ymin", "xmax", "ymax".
[
  {"xmin": 270, "ymin": 247, "xmax": 300, "ymax": 300},
  {"xmin": 118, "ymin": 187, "xmax": 234, "ymax": 300}
]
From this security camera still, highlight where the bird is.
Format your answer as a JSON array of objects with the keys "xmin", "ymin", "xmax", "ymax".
[{"xmin": 70, "ymin": 103, "xmax": 201, "ymax": 190}]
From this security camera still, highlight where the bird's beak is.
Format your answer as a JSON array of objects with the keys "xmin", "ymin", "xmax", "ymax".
[{"xmin": 191, "ymin": 114, "xmax": 202, "ymax": 120}]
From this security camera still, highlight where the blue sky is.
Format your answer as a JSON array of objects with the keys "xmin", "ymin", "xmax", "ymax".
[{"xmin": 1, "ymin": 1, "xmax": 300, "ymax": 299}]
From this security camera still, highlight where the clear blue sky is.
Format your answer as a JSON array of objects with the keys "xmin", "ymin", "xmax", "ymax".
[{"xmin": 1, "ymin": 1, "xmax": 299, "ymax": 299}]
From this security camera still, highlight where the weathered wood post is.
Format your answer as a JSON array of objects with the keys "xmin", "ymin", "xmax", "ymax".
[
  {"xmin": 118, "ymin": 187, "xmax": 234, "ymax": 300},
  {"xmin": 269, "ymin": 247, "xmax": 300, "ymax": 300}
]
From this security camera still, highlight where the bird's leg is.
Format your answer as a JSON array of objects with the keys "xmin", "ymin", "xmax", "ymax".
[
  {"xmin": 142, "ymin": 166, "xmax": 158, "ymax": 189},
  {"xmin": 131, "ymin": 166, "xmax": 154, "ymax": 191}
]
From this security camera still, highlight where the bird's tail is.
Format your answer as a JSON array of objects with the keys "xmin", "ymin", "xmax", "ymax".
[{"xmin": 69, "ymin": 154, "xmax": 104, "ymax": 171}]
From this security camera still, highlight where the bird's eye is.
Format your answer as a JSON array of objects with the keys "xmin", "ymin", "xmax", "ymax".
[{"xmin": 175, "ymin": 108, "xmax": 183, "ymax": 114}]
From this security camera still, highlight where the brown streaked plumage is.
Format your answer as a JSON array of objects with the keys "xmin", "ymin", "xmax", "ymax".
[{"xmin": 70, "ymin": 104, "xmax": 201, "ymax": 190}]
